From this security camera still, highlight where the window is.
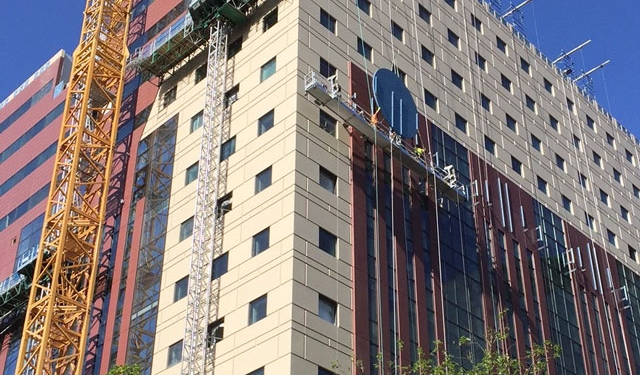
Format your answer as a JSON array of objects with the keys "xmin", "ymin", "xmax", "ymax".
[
  {"xmin": 474, "ymin": 52, "xmax": 486, "ymax": 70},
  {"xmin": 525, "ymin": 95, "xmax": 536, "ymax": 113},
  {"xmin": 606, "ymin": 132, "xmax": 615, "ymax": 147},
  {"xmin": 318, "ymin": 294, "xmax": 337, "ymax": 324},
  {"xmin": 520, "ymin": 58, "xmax": 531, "ymax": 74},
  {"xmin": 190, "ymin": 110, "xmax": 204, "ymax": 133},
  {"xmin": 195, "ymin": 64, "xmax": 207, "ymax": 83},
  {"xmin": 174, "ymin": 276, "xmax": 188, "ymax": 302},
  {"xmin": 255, "ymin": 166, "xmax": 273, "ymax": 193},
  {"xmin": 167, "ymin": 340, "xmax": 183, "ymax": 367},
  {"xmin": 421, "ymin": 45, "xmax": 434, "ymax": 66},
  {"xmin": 484, "ymin": 136, "xmax": 495, "ymax": 155},
  {"xmin": 319, "ymin": 367, "xmax": 337, "ymax": 375},
  {"xmin": 424, "ymin": 89, "xmax": 437, "ymax": 110},
  {"xmin": 319, "ymin": 227, "xmax": 337, "ymax": 256},
  {"xmin": 228, "ymin": 37, "xmax": 243, "ymax": 59},
  {"xmin": 220, "ymin": 136, "xmax": 236, "ymax": 161},
  {"xmin": 543, "ymin": 78, "xmax": 554, "ymax": 94},
  {"xmin": 247, "ymin": 368, "xmax": 265, "ymax": 375},
  {"xmin": 320, "ymin": 9, "xmax": 336, "ymax": 33},
  {"xmin": 357, "ymin": 0, "xmax": 371, "ymax": 15},
  {"xmin": 579, "ymin": 173, "xmax": 588, "ymax": 190},
  {"xmin": 319, "ymin": 110, "xmax": 337, "ymax": 136},
  {"xmin": 537, "ymin": 176, "xmax": 548, "ymax": 195},
  {"xmin": 501, "ymin": 74, "xmax": 512, "ymax": 92},
  {"xmin": 212, "ymin": 252, "xmax": 228, "ymax": 279},
  {"xmin": 163, "ymin": 86, "xmax": 177, "ymax": 108},
  {"xmin": 454, "ymin": 113, "xmax": 467, "ymax": 133},
  {"xmin": 613, "ymin": 168, "xmax": 622, "ymax": 184},
  {"xmin": 573, "ymin": 135, "xmax": 582, "ymax": 150},
  {"xmin": 606, "ymin": 229, "xmax": 617, "ymax": 247},
  {"xmin": 391, "ymin": 22, "xmax": 404, "ymax": 42},
  {"xmin": 511, "ymin": 156, "xmax": 522, "ymax": 175},
  {"xmin": 185, "ymin": 162, "xmax": 199, "ymax": 185},
  {"xmin": 548, "ymin": 115, "xmax": 558, "ymax": 131},
  {"xmin": 625, "ymin": 149, "xmax": 635, "ymax": 165},
  {"xmin": 451, "ymin": 69, "xmax": 463, "ymax": 89},
  {"xmin": 252, "ymin": 228, "xmax": 270, "ymax": 256},
  {"xmin": 447, "ymin": 29, "xmax": 459, "ymax": 49},
  {"xmin": 599, "ymin": 189, "xmax": 609, "ymax": 206},
  {"xmin": 225, "ymin": 84, "xmax": 239, "ymax": 108},
  {"xmin": 586, "ymin": 115, "xmax": 595, "ymax": 129},
  {"xmin": 319, "ymin": 58, "xmax": 336, "ymax": 78},
  {"xmin": 480, "ymin": 94, "xmax": 491, "ymax": 112},
  {"xmin": 585, "ymin": 214, "xmax": 595, "ymax": 230},
  {"xmin": 260, "ymin": 57, "xmax": 276, "ymax": 82},
  {"xmin": 180, "ymin": 217, "xmax": 194, "ymax": 241},
  {"xmin": 621, "ymin": 206, "xmax": 630, "ymax": 222},
  {"xmin": 592, "ymin": 151, "xmax": 602, "ymax": 167},
  {"xmin": 630, "ymin": 246, "xmax": 638, "ymax": 263},
  {"xmin": 555, "ymin": 154, "xmax": 565, "ymax": 171},
  {"xmin": 471, "ymin": 14, "xmax": 482, "ymax": 32},
  {"xmin": 319, "ymin": 167, "xmax": 337, "ymax": 194},
  {"xmin": 262, "ymin": 8, "xmax": 278, "ymax": 31},
  {"xmin": 506, "ymin": 114, "xmax": 517, "ymax": 132},
  {"xmin": 207, "ymin": 318, "xmax": 225, "ymax": 345},
  {"xmin": 635, "ymin": 185, "xmax": 640, "ymax": 199},
  {"xmin": 216, "ymin": 192, "xmax": 233, "ymax": 216},
  {"xmin": 531, "ymin": 134, "xmax": 542, "ymax": 152},
  {"xmin": 496, "ymin": 37, "xmax": 507, "ymax": 53},
  {"xmin": 561, "ymin": 195, "xmax": 572, "ymax": 213},
  {"xmin": 444, "ymin": 0, "xmax": 456, "ymax": 9},
  {"xmin": 418, "ymin": 4, "xmax": 431, "ymax": 23},
  {"xmin": 357, "ymin": 37, "xmax": 373, "ymax": 61},
  {"xmin": 248, "ymin": 294, "xmax": 267, "ymax": 324},
  {"xmin": 258, "ymin": 110, "xmax": 274, "ymax": 135},
  {"xmin": 567, "ymin": 98, "xmax": 575, "ymax": 113}
]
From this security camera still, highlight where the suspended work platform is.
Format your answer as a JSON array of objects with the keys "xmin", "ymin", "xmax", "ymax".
[
  {"xmin": 304, "ymin": 71, "xmax": 468, "ymax": 203},
  {"xmin": 0, "ymin": 245, "xmax": 39, "ymax": 318}
]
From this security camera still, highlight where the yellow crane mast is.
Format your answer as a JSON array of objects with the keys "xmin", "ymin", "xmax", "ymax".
[{"xmin": 16, "ymin": 1, "xmax": 132, "ymax": 374}]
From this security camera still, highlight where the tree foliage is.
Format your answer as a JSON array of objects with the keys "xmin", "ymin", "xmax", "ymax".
[{"xmin": 104, "ymin": 364, "xmax": 142, "ymax": 375}]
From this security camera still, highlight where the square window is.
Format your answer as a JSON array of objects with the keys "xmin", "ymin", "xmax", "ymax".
[
  {"xmin": 195, "ymin": 64, "xmax": 207, "ymax": 83},
  {"xmin": 606, "ymin": 229, "xmax": 617, "ymax": 247},
  {"xmin": 454, "ymin": 113, "xmax": 467, "ymax": 133},
  {"xmin": 501, "ymin": 74, "xmax": 512, "ymax": 92},
  {"xmin": 511, "ymin": 156, "xmax": 522, "ymax": 175},
  {"xmin": 484, "ymin": 136, "xmax": 495, "ymax": 155},
  {"xmin": 599, "ymin": 189, "xmax": 609, "ymax": 206},
  {"xmin": 319, "ymin": 167, "xmax": 337, "ymax": 194},
  {"xmin": 471, "ymin": 14, "xmax": 482, "ymax": 32},
  {"xmin": 592, "ymin": 151, "xmax": 602, "ymax": 167},
  {"xmin": 543, "ymin": 78, "xmax": 554, "ymax": 94},
  {"xmin": 634, "ymin": 185, "xmax": 640, "ymax": 199},
  {"xmin": 520, "ymin": 58, "xmax": 531, "ymax": 74},
  {"xmin": 320, "ymin": 58, "xmax": 337, "ymax": 78},
  {"xmin": 319, "ymin": 110, "xmax": 337, "ymax": 135},
  {"xmin": 451, "ymin": 69, "xmax": 463, "ymax": 89},
  {"xmin": 525, "ymin": 95, "xmax": 536, "ymax": 113},
  {"xmin": 174, "ymin": 276, "xmax": 188, "ymax": 302},
  {"xmin": 537, "ymin": 176, "xmax": 548, "ymax": 195},
  {"xmin": 444, "ymin": 0, "xmax": 456, "ymax": 9},
  {"xmin": 255, "ymin": 166, "xmax": 273, "ymax": 194},
  {"xmin": 212, "ymin": 252, "xmax": 228, "ymax": 279},
  {"xmin": 506, "ymin": 114, "xmax": 517, "ymax": 132},
  {"xmin": 424, "ymin": 89, "xmax": 438, "ymax": 110},
  {"xmin": 319, "ymin": 227, "xmax": 337, "ymax": 256},
  {"xmin": 392, "ymin": 22, "xmax": 404, "ymax": 42},
  {"xmin": 180, "ymin": 217, "xmax": 194, "ymax": 241},
  {"xmin": 320, "ymin": 9, "xmax": 336, "ymax": 33},
  {"xmin": 555, "ymin": 154, "xmax": 565, "ymax": 171},
  {"xmin": 252, "ymin": 228, "xmax": 270, "ymax": 256},
  {"xmin": 190, "ymin": 110, "xmax": 204, "ymax": 133},
  {"xmin": 629, "ymin": 246, "xmax": 638, "ymax": 263},
  {"xmin": 185, "ymin": 162, "xmax": 199, "ymax": 185},
  {"xmin": 474, "ymin": 52, "xmax": 486, "ymax": 71},
  {"xmin": 573, "ymin": 135, "xmax": 582, "ymax": 150},
  {"xmin": 621, "ymin": 206, "xmax": 630, "ymax": 222},
  {"xmin": 421, "ymin": 45, "xmax": 434, "ymax": 66},
  {"xmin": 625, "ymin": 149, "xmax": 635, "ymax": 165},
  {"xmin": 357, "ymin": 37, "xmax": 373, "ymax": 61},
  {"xmin": 480, "ymin": 94, "xmax": 491, "ymax": 112},
  {"xmin": 357, "ymin": 0, "xmax": 371, "ymax": 15},
  {"xmin": 548, "ymin": 115, "xmax": 559, "ymax": 131},
  {"xmin": 225, "ymin": 85, "xmax": 239, "ymax": 108},
  {"xmin": 606, "ymin": 132, "xmax": 615, "ymax": 147},
  {"xmin": 167, "ymin": 340, "xmax": 183, "ymax": 367},
  {"xmin": 248, "ymin": 368, "xmax": 264, "ymax": 375},
  {"xmin": 248, "ymin": 294, "xmax": 267, "ymax": 324},
  {"xmin": 567, "ymin": 98, "xmax": 575, "ymax": 113},
  {"xmin": 613, "ymin": 168, "xmax": 622, "ymax": 184},
  {"xmin": 318, "ymin": 294, "xmax": 337, "ymax": 324},
  {"xmin": 220, "ymin": 136, "xmax": 236, "ymax": 161},
  {"xmin": 561, "ymin": 195, "xmax": 572, "ymax": 213},
  {"xmin": 163, "ymin": 86, "xmax": 177, "ymax": 108},
  {"xmin": 263, "ymin": 8, "xmax": 278, "ymax": 32},
  {"xmin": 586, "ymin": 115, "xmax": 595, "ymax": 129},
  {"xmin": 258, "ymin": 110, "xmax": 275, "ymax": 135},
  {"xmin": 228, "ymin": 37, "xmax": 243, "ymax": 59},
  {"xmin": 418, "ymin": 5, "xmax": 431, "ymax": 23},
  {"xmin": 531, "ymin": 135, "xmax": 542, "ymax": 152},
  {"xmin": 447, "ymin": 29, "xmax": 459, "ymax": 49},
  {"xmin": 496, "ymin": 37, "xmax": 507, "ymax": 53},
  {"xmin": 260, "ymin": 57, "xmax": 276, "ymax": 82}
]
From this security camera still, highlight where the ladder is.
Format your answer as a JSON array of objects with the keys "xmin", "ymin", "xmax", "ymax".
[{"xmin": 182, "ymin": 19, "xmax": 230, "ymax": 375}]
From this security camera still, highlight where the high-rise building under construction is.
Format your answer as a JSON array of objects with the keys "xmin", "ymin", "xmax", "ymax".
[{"xmin": 1, "ymin": 1, "xmax": 640, "ymax": 375}]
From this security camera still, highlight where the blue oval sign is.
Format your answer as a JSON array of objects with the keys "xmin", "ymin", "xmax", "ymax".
[{"xmin": 372, "ymin": 68, "xmax": 418, "ymax": 139}]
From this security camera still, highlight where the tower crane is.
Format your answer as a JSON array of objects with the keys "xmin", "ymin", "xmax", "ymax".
[{"xmin": 16, "ymin": 1, "xmax": 132, "ymax": 374}]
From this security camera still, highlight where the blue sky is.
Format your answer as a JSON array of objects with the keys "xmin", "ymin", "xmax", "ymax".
[{"xmin": 1, "ymin": 1, "xmax": 638, "ymax": 136}]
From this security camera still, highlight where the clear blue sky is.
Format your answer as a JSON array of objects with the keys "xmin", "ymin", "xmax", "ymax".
[{"xmin": 1, "ymin": 1, "xmax": 638, "ymax": 136}]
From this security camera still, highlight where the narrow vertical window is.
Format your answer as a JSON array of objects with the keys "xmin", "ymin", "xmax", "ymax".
[
  {"xmin": 260, "ymin": 57, "xmax": 276, "ymax": 82},
  {"xmin": 320, "ymin": 9, "xmax": 337, "ymax": 33}
]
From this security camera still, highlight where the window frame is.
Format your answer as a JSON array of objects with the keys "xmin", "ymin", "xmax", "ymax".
[
  {"xmin": 185, "ymin": 162, "xmax": 199, "ymax": 185},
  {"xmin": 319, "ymin": 166, "xmax": 337, "ymax": 194},
  {"xmin": 320, "ymin": 8, "xmax": 337, "ymax": 33},
  {"xmin": 167, "ymin": 340, "xmax": 183, "ymax": 367},
  {"xmin": 258, "ymin": 109, "xmax": 275, "ymax": 135},
  {"xmin": 252, "ymin": 227, "xmax": 270, "ymax": 256},
  {"xmin": 318, "ymin": 294, "xmax": 337, "ymax": 324},
  {"xmin": 179, "ymin": 217, "xmax": 194, "ymax": 241},
  {"xmin": 318, "ymin": 227, "xmax": 337, "ymax": 256},
  {"xmin": 262, "ymin": 8, "xmax": 278, "ymax": 32},
  {"xmin": 357, "ymin": 37, "xmax": 373, "ymax": 61},
  {"xmin": 260, "ymin": 57, "xmax": 277, "ymax": 82},
  {"xmin": 173, "ymin": 276, "xmax": 189, "ymax": 302},
  {"xmin": 248, "ymin": 294, "xmax": 268, "ymax": 324},
  {"xmin": 220, "ymin": 136, "xmax": 236, "ymax": 161},
  {"xmin": 255, "ymin": 166, "xmax": 273, "ymax": 194}
]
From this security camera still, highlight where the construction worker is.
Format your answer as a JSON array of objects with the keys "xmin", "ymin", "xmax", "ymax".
[
  {"xmin": 371, "ymin": 107, "xmax": 381, "ymax": 126},
  {"xmin": 414, "ymin": 146, "xmax": 425, "ymax": 158}
]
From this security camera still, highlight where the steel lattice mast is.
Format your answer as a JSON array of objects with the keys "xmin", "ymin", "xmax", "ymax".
[{"xmin": 16, "ymin": 1, "xmax": 132, "ymax": 374}]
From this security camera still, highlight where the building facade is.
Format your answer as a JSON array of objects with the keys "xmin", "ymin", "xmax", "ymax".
[{"xmin": 2, "ymin": 1, "xmax": 640, "ymax": 375}]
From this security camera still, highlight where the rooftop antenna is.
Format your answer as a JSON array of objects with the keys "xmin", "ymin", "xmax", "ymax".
[
  {"xmin": 552, "ymin": 39, "xmax": 591, "ymax": 64},
  {"xmin": 501, "ymin": 0, "xmax": 532, "ymax": 35},
  {"xmin": 573, "ymin": 60, "xmax": 610, "ymax": 83},
  {"xmin": 501, "ymin": 0, "xmax": 532, "ymax": 19},
  {"xmin": 552, "ymin": 39, "xmax": 591, "ymax": 78}
]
